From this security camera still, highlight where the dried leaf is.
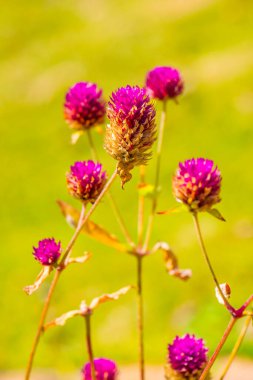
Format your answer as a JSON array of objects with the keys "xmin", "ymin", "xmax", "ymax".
[
  {"xmin": 71, "ymin": 131, "xmax": 84, "ymax": 144},
  {"xmin": 138, "ymin": 184, "xmax": 155, "ymax": 198},
  {"xmin": 67, "ymin": 252, "xmax": 91, "ymax": 265},
  {"xmin": 157, "ymin": 205, "xmax": 186, "ymax": 215},
  {"xmin": 44, "ymin": 309, "xmax": 82, "ymax": 331},
  {"xmin": 151, "ymin": 242, "xmax": 191, "ymax": 281},
  {"xmin": 89, "ymin": 285, "xmax": 132, "ymax": 310},
  {"xmin": 207, "ymin": 208, "xmax": 226, "ymax": 222},
  {"xmin": 57, "ymin": 200, "xmax": 127, "ymax": 252},
  {"xmin": 23, "ymin": 266, "xmax": 52, "ymax": 295},
  {"xmin": 215, "ymin": 283, "xmax": 231, "ymax": 305}
]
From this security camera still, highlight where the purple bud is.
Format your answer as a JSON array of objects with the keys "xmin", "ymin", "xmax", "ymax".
[
  {"xmin": 82, "ymin": 358, "xmax": 118, "ymax": 380},
  {"xmin": 33, "ymin": 238, "xmax": 61, "ymax": 266},
  {"xmin": 66, "ymin": 160, "xmax": 107, "ymax": 203},
  {"xmin": 64, "ymin": 82, "xmax": 106, "ymax": 131},
  {"xmin": 172, "ymin": 158, "xmax": 222, "ymax": 212},
  {"xmin": 166, "ymin": 334, "xmax": 208, "ymax": 379},
  {"xmin": 146, "ymin": 66, "xmax": 184, "ymax": 100}
]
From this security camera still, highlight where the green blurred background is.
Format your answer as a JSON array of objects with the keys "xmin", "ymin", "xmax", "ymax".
[{"xmin": 1, "ymin": 0, "xmax": 253, "ymax": 372}]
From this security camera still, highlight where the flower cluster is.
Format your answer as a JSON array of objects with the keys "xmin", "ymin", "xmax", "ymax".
[
  {"xmin": 105, "ymin": 85, "xmax": 156, "ymax": 186},
  {"xmin": 165, "ymin": 334, "xmax": 208, "ymax": 379},
  {"xmin": 82, "ymin": 358, "xmax": 118, "ymax": 380},
  {"xmin": 64, "ymin": 82, "xmax": 106, "ymax": 131},
  {"xmin": 146, "ymin": 66, "xmax": 184, "ymax": 100},
  {"xmin": 66, "ymin": 160, "xmax": 107, "ymax": 203},
  {"xmin": 172, "ymin": 158, "xmax": 221, "ymax": 212},
  {"xmin": 33, "ymin": 238, "xmax": 61, "ymax": 266}
]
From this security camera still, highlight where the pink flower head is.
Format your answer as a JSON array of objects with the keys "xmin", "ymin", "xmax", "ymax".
[
  {"xmin": 167, "ymin": 334, "xmax": 208, "ymax": 379},
  {"xmin": 173, "ymin": 158, "xmax": 221, "ymax": 212},
  {"xmin": 64, "ymin": 82, "xmax": 106, "ymax": 131},
  {"xmin": 82, "ymin": 358, "xmax": 118, "ymax": 380},
  {"xmin": 146, "ymin": 66, "xmax": 184, "ymax": 100},
  {"xmin": 33, "ymin": 238, "xmax": 61, "ymax": 266},
  {"xmin": 66, "ymin": 160, "xmax": 107, "ymax": 203}
]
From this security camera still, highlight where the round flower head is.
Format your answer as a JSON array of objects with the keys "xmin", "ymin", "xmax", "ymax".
[
  {"xmin": 172, "ymin": 158, "xmax": 221, "ymax": 212},
  {"xmin": 82, "ymin": 358, "xmax": 118, "ymax": 380},
  {"xmin": 66, "ymin": 160, "xmax": 107, "ymax": 203},
  {"xmin": 105, "ymin": 85, "xmax": 156, "ymax": 186},
  {"xmin": 165, "ymin": 334, "xmax": 208, "ymax": 379},
  {"xmin": 64, "ymin": 82, "xmax": 106, "ymax": 131},
  {"xmin": 33, "ymin": 238, "xmax": 61, "ymax": 266},
  {"xmin": 146, "ymin": 66, "xmax": 184, "ymax": 100}
]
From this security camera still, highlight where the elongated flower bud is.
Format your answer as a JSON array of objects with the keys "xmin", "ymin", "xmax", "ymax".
[
  {"xmin": 82, "ymin": 358, "xmax": 118, "ymax": 380},
  {"xmin": 66, "ymin": 160, "xmax": 107, "ymax": 203},
  {"xmin": 105, "ymin": 85, "xmax": 156, "ymax": 186},
  {"xmin": 33, "ymin": 238, "xmax": 61, "ymax": 266},
  {"xmin": 165, "ymin": 334, "xmax": 208, "ymax": 379},
  {"xmin": 146, "ymin": 66, "xmax": 184, "ymax": 100},
  {"xmin": 64, "ymin": 82, "xmax": 106, "ymax": 131},
  {"xmin": 172, "ymin": 158, "xmax": 221, "ymax": 212}
]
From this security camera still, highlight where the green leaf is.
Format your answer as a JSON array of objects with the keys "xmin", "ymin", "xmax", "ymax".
[
  {"xmin": 57, "ymin": 200, "xmax": 128, "ymax": 252},
  {"xmin": 207, "ymin": 208, "xmax": 226, "ymax": 222}
]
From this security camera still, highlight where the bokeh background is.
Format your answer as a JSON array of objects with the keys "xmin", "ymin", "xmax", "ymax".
[{"xmin": 1, "ymin": 0, "xmax": 253, "ymax": 373}]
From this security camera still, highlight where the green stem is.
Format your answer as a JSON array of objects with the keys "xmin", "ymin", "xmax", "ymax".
[
  {"xmin": 199, "ymin": 317, "xmax": 237, "ymax": 380},
  {"xmin": 86, "ymin": 130, "xmax": 135, "ymax": 248},
  {"xmin": 85, "ymin": 314, "xmax": 96, "ymax": 380},
  {"xmin": 219, "ymin": 315, "xmax": 252, "ymax": 380},
  {"xmin": 143, "ymin": 100, "xmax": 167, "ymax": 252},
  {"xmin": 137, "ymin": 255, "xmax": 145, "ymax": 380},
  {"xmin": 137, "ymin": 166, "xmax": 146, "ymax": 248},
  {"xmin": 192, "ymin": 212, "xmax": 235, "ymax": 314}
]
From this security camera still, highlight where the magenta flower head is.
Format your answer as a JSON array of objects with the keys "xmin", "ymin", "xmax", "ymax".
[
  {"xmin": 105, "ymin": 85, "xmax": 156, "ymax": 186},
  {"xmin": 146, "ymin": 66, "xmax": 184, "ymax": 100},
  {"xmin": 33, "ymin": 238, "xmax": 61, "ymax": 266},
  {"xmin": 172, "ymin": 158, "xmax": 221, "ymax": 212},
  {"xmin": 82, "ymin": 358, "xmax": 118, "ymax": 380},
  {"xmin": 66, "ymin": 160, "xmax": 107, "ymax": 203},
  {"xmin": 165, "ymin": 334, "xmax": 208, "ymax": 379},
  {"xmin": 64, "ymin": 82, "xmax": 106, "ymax": 131}
]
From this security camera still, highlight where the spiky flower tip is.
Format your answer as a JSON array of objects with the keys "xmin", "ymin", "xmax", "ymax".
[
  {"xmin": 82, "ymin": 358, "xmax": 118, "ymax": 380},
  {"xmin": 165, "ymin": 334, "xmax": 208, "ymax": 380},
  {"xmin": 66, "ymin": 160, "xmax": 107, "ymax": 203},
  {"xmin": 33, "ymin": 238, "xmax": 61, "ymax": 266},
  {"xmin": 105, "ymin": 85, "xmax": 156, "ymax": 186},
  {"xmin": 172, "ymin": 158, "xmax": 221, "ymax": 212},
  {"xmin": 64, "ymin": 82, "xmax": 106, "ymax": 131},
  {"xmin": 146, "ymin": 66, "xmax": 184, "ymax": 100}
]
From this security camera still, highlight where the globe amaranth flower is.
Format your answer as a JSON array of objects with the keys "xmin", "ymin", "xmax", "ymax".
[
  {"xmin": 66, "ymin": 160, "xmax": 107, "ymax": 203},
  {"xmin": 82, "ymin": 358, "xmax": 118, "ymax": 380},
  {"xmin": 146, "ymin": 66, "xmax": 184, "ymax": 100},
  {"xmin": 172, "ymin": 158, "xmax": 221, "ymax": 212},
  {"xmin": 165, "ymin": 334, "xmax": 208, "ymax": 380},
  {"xmin": 64, "ymin": 82, "xmax": 106, "ymax": 131},
  {"xmin": 33, "ymin": 238, "xmax": 61, "ymax": 266},
  {"xmin": 105, "ymin": 85, "xmax": 156, "ymax": 186}
]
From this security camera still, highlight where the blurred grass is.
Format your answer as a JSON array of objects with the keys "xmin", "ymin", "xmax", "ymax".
[{"xmin": 1, "ymin": 0, "xmax": 253, "ymax": 371}]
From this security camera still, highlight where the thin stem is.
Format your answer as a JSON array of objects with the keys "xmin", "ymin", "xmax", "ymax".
[
  {"xmin": 85, "ymin": 314, "xmax": 96, "ymax": 380},
  {"xmin": 219, "ymin": 315, "xmax": 252, "ymax": 380},
  {"xmin": 192, "ymin": 212, "xmax": 235, "ymax": 315},
  {"xmin": 86, "ymin": 131, "xmax": 135, "ymax": 248},
  {"xmin": 137, "ymin": 166, "xmax": 146, "ymax": 247},
  {"xmin": 25, "ymin": 171, "xmax": 116, "ymax": 379},
  {"xmin": 143, "ymin": 100, "xmax": 167, "ymax": 252},
  {"xmin": 199, "ymin": 317, "xmax": 237, "ymax": 380},
  {"xmin": 25, "ymin": 270, "xmax": 61, "ymax": 380},
  {"xmin": 137, "ymin": 255, "xmax": 145, "ymax": 380}
]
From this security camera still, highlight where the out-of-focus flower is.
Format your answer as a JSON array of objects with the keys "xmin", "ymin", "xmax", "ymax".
[
  {"xmin": 82, "ymin": 358, "xmax": 118, "ymax": 380},
  {"xmin": 146, "ymin": 66, "xmax": 184, "ymax": 100},
  {"xmin": 33, "ymin": 238, "xmax": 61, "ymax": 266},
  {"xmin": 165, "ymin": 334, "xmax": 208, "ymax": 379},
  {"xmin": 66, "ymin": 160, "xmax": 107, "ymax": 203},
  {"xmin": 64, "ymin": 82, "xmax": 106, "ymax": 131},
  {"xmin": 172, "ymin": 158, "xmax": 221, "ymax": 212},
  {"xmin": 105, "ymin": 85, "xmax": 156, "ymax": 186}
]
